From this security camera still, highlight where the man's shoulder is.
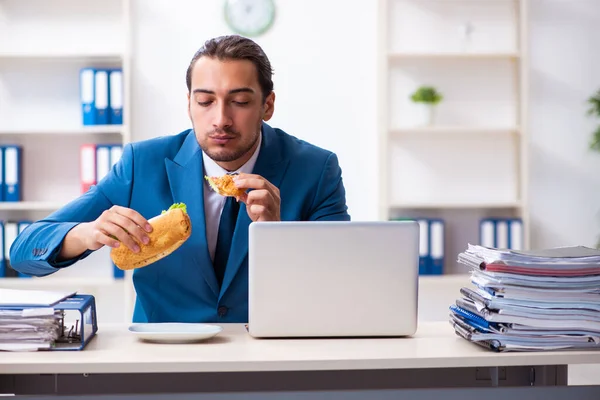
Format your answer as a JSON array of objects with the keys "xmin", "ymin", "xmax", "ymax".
[{"xmin": 269, "ymin": 126, "xmax": 334, "ymax": 161}]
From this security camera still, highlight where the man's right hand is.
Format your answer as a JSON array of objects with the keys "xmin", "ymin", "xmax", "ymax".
[{"xmin": 58, "ymin": 206, "xmax": 153, "ymax": 261}]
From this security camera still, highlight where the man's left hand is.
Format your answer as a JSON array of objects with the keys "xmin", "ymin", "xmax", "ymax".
[{"xmin": 233, "ymin": 173, "xmax": 280, "ymax": 222}]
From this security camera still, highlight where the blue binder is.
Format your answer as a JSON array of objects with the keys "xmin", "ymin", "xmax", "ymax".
[
  {"xmin": 508, "ymin": 218, "xmax": 523, "ymax": 250},
  {"xmin": 94, "ymin": 69, "xmax": 109, "ymax": 125},
  {"xmin": 108, "ymin": 68, "xmax": 123, "ymax": 125},
  {"xmin": 0, "ymin": 221, "xmax": 4, "ymax": 278},
  {"xmin": 0, "ymin": 294, "xmax": 98, "ymax": 351},
  {"xmin": 495, "ymin": 219, "xmax": 509, "ymax": 249},
  {"xmin": 479, "ymin": 218, "xmax": 524, "ymax": 250},
  {"xmin": 53, "ymin": 294, "xmax": 98, "ymax": 350},
  {"xmin": 80, "ymin": 68, "xmax": 96, "ymax": 126},
  {"xmin": 80, "ymin": 68, "xmax": 109, "ymax": 125},
  {"xmin": 429, "ymin": 219, "xmax": 444, "ymax": 275},
  {"xmin": 3, "ymin": 145, "xmax": 21, "ymax": 202},
  {"xmin": 95, "ymin": 144, "xmax": 112, "ymax": 183},
  {"xmin": 3, "ymin": 221, "xmax": 18, "ymax": 278},
  {"xmin": 0, "ymin": 147, "xmax": 4, "ymax": 202},
  {"xmin": 417, "ymin": 219, "xmax": 430, "ymax": 275},
  {"xmin": 479, "ymin": 218, "xmax": 496, "ymax": 247}
]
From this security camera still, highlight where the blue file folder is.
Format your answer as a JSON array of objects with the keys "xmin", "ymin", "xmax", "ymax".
[
  {"xmin": 479, "ymin": 218, "xmax": 524, "ymax": 250},
  {"xmin": 429, "ymin": 219, "xmax": 444, "ymax": 275},
  {"xmin": 417, "ymin": 219, "xmax": 430, "ymax": 275},
  {"xmin": 3, "ymin": 145, "xmax": 21, "ymax": 202},
  {"xmin": 508, "ymin": 218, "xmax": 523, "ymax": 250},
  {"xmin": 0, "ymin": 221, "xmax": 4, "ymax": 278},
  {"xmin": 94, "ymin": 69, "xmax": 109, "ymax": 125},
  {"xmin": 1, "ymin": 294, "xmax": 98, "ymax": 351},
  {"xmin": 80, "ymin": 68, "xmax": 96, "ymax": 126},
  {"xmin": 3, "ymin": 221, "xmax": 18, "ymax": 278},
  {"xmin": 0, "ymin": 147, "xmax": 4, "ymax": 202},
  {"xmin": 108, "ymin": 68, "xmax": 123, "ymax": 125},
  {"xmin": 80, "ymin": 68, "xmax": 109, "ymax": 126}
]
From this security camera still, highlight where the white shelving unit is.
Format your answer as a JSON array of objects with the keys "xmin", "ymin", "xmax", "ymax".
[
  {"xmin": 0, "ymin": 202, "xmax": 66, "ymax": 211},
  {"xmin": 390, "ymin": 126, "xmax": 521, "ymax": 136},
  {"xmin": 0, "ymin": 0, "xmax": 134, "ymax": 322},
  {"xmin": 0, "ymin": 126, "xmax": 125, "ymax": 136},
  {"xmin": 389, "ymin": 52, "xmax": 521, "ymax": 60},
  {"xmin": 378, "ymin": 0, "xmax": 530, "ymax": 275}
]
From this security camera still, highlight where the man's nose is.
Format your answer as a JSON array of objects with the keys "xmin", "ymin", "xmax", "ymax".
[{"xmin": 213, "ymin": 102, "xmax": 233, "ymax": 129}]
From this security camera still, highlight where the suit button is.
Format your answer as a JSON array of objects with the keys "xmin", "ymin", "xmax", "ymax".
[{"xmin": 217, "ymin": 306, "xmax": 228, "ymax": 317}]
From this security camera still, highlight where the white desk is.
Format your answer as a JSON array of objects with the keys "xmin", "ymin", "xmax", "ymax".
[{"xmin": 2, "ymin": 322, "xmax": 600, "ymax": 399}]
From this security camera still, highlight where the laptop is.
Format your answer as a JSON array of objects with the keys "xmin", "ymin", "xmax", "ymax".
[{"xmin": 247, "ymin": 221, "xmax": 420, "ymax": 338}]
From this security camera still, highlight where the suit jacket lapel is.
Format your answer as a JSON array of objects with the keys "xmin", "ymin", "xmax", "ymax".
[
  {"xmin": 165, "ymin": 131, "xmax": 219, "ymax": 298},
  {"xmin": 220, "ymin": 123, "xmax": 290, "ymax": 298}
]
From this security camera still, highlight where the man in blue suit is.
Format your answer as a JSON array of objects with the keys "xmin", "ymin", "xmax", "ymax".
[{"xmin": 10, "ymin": 35, "xmax": 350, "ymax": 323}]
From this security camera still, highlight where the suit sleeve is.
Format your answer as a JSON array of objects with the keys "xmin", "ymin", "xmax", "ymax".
[
  {"xmin": 307, "ymin": 152, "xmax": 351, "ymax": 221},
  {"xmin": 9, "ymin": 143, "xmax": 135, "ymax": 277}
]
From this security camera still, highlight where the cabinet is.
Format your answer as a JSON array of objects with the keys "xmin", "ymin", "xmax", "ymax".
[
  {"xmin": 378, "ymin": 0, "xmax": 530, "ymax": 274},
  {"xmin": 0, "ymin": 0, "xmax": 133, "ymax": 322}
]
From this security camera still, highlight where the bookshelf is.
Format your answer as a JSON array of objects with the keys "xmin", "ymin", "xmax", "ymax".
[
  {"xmin": 388, "ymin": 52, "xmax": 520, "ymax": 60},
  {"xmin": 0, "ymin": 202, "xmax": 66, "ymax": 211},
  {"xmin": 390, "ymin": 126, "xmax": 521, "ymax": 137},
  {"xmin": 0, "ymin": 0, "xmax": 133, "ymax": 322},
  {"xmin": 378, "ymin": 0, "xmax": 530, "ymax": 275},
  {"xmin": 0, "ymin": 126, "xmax": 124, "ymax": 136}
]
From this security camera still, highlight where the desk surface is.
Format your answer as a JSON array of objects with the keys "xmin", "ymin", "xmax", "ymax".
[{"xmin": 3, "ymin": 322, "xmax": 600, "ymax": 374}]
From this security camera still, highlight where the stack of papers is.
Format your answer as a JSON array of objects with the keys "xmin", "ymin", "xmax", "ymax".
[
  {"xmin": 450, "ymin": 244, "xmax": 600, "ymax": 352},
  {"xmin": 0, "ymin": 288, "xmax": 75, "ymax": 351}
]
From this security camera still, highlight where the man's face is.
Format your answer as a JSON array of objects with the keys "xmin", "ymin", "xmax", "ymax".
[{"xmin": 187, "ymin": 57, "xmax": 275, "ymax": 171}]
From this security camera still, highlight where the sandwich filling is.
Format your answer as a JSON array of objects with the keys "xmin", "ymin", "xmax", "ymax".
[{"xmin": 205, "ymin": 175, "xmax": 245, "ymax": 198}]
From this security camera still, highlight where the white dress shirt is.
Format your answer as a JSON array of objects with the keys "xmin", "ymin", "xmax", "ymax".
[{"xmin": 202, "ymin": 133, "xmax": 262, "ymax": 262}]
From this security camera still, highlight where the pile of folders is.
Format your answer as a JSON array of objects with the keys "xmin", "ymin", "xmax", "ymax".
[{"xmin": 450, "ymin": 244, "xmax": 600, "ymax": 352}]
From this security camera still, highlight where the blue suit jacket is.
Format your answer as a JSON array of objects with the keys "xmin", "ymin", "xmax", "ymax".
[{"xmin": 10, "ymin": 123, "xmax": 350, "ymax": 323}]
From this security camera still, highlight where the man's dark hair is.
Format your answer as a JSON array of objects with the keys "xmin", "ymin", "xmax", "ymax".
[{"xmin": 186, "ymin": 35, "xmax": 274, "ymax": 102}]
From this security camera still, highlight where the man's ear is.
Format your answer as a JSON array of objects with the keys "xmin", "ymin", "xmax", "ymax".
[
  {"xmin": 262, "ymin": 92, "xmax": 276, "ymax": 121},
  {"xmin": 186, "ymin": 92, "xmax": 191, "ymax": 120}
]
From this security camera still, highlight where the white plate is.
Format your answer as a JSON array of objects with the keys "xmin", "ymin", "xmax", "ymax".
[{"xmin": 128, "ymin": 323, "xmax": 223, "ymax": 344}]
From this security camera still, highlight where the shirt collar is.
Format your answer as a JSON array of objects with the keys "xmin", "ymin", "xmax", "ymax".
[{"xmin": 202, "ymin": 130, "xmax": 262, "ymax": 177}]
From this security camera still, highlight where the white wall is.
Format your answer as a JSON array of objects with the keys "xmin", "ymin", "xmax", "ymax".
[
  {"xmin": 528, "ymin": 0, "xmax": 600, "ymax": 249},
  {"xmin": 130, "ymin": 0, "xmax": 600, "ymax": 250},
  {"xmin": 130, "ymin": 0, "xmax": 379, "ymax": 221},
  {"xmin": 127, "ymin": 1, "xmax": 600, "ymax": 325}
]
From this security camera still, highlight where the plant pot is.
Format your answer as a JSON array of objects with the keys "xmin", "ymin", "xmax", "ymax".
[{"xmin": 414, "ymin": 104, "xmax": 436, "ymax": 126}]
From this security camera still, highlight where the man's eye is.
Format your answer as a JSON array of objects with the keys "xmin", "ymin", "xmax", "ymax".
[
  {"xmin": 233, "ymin": 101, "xmax": 249, "ymax": 106},
  {"xmin": 197, "ymin": 101, "xmax": 212, "ymax": 107}
]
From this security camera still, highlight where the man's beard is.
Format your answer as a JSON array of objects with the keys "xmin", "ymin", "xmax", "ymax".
[{"xmin": 199, "ymin": 125, "xmax": 260, "ymax": 163}]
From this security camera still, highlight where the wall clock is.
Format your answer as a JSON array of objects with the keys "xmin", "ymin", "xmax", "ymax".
[{"xmin": 224, "ymin": 0, "xmax": 276, "ymax": 37}]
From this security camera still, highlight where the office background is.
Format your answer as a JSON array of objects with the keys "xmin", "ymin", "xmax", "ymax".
[
  {"xmin": 0, "ymin": 0, "xmax": 599, "ymax": 333},
  {"xmin": 130, "ymin": 0, "xmax": 600, "ymax": 251}
]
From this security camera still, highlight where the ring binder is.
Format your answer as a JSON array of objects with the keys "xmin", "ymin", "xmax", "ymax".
[
  {"xmin": 1, "ymin": 294, "xmax": 98, "ymax": 351},
  {"xmin": 54, "ymin": 294, "xmax": 98, "ymax": 350}
]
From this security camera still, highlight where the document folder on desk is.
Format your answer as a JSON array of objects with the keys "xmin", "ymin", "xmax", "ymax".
[
  {"xmin": 53, "ymin": 294, "xmax": 98, "ymax": 350},
  {"xmin": 0, "ymin": 292, "xmax": 98, "ymax": 351}
]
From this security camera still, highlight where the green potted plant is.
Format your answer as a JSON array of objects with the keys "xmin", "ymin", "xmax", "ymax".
[
  {"xmin": 588, "ymin": 89, "xmax": 600, "ymax": 151},
  {"xmin": 410, "ymin": 85, "xmax": 443, "ymax": 126},
  {"xmin": 587, "ymin": 89, "xmax": 600, "ymax": 248}
]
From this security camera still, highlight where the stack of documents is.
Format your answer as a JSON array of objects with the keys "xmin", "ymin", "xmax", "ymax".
[
  {"xmin": 450, "ymin": 244, "xmax": 600, "ymax": 352},
  {"xmin": 0, "ymin": 288, "xmax": 74, "ymax": 351}
]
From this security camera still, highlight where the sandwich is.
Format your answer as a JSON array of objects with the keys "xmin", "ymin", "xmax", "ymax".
[
  {"xmin": 111, "ymin": 203, "xmax": 192, "ymax": 271},
  {"xmin": 205, "ymin": 174, "xmax": 246, "ymax": 198}
]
